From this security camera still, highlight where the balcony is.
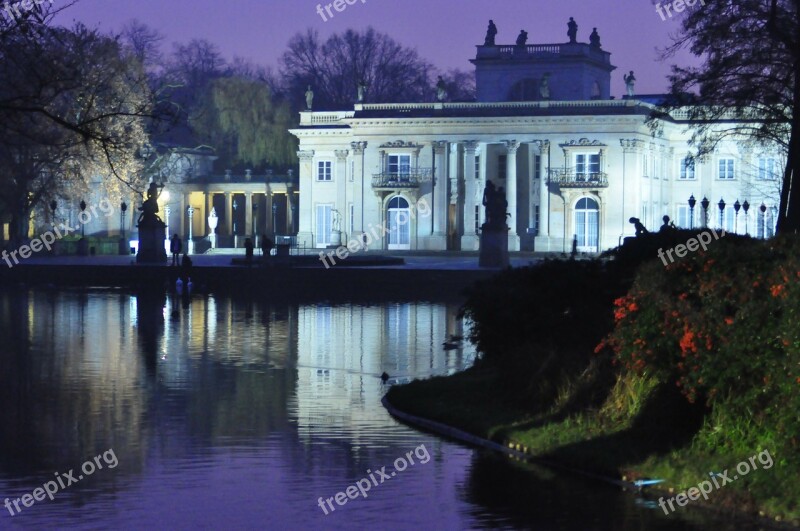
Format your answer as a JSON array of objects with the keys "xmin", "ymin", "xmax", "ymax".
[
  {"xmin": 548, "ymin": 168, "xmax": 609, "ymax": 188},
  {"xmin": 372, "ymin": 169, "xmax": 433, "ymax": 189}
]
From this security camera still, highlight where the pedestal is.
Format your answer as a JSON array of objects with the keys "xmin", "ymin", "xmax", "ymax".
[
  {"xmin": 118, "ymin": 237, "xmax": 129, "ymax": 255},
  {"xmin": 136, "ymin": 222, "xmax": 167, "ymax": 263},
  {"xmin": 479, "ymin": 227, "xmax": 509, "ymax": 268}
]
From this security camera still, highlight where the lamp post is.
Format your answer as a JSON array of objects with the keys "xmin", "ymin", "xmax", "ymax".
[
  {"xmin": 49, "ymin": 200, "xmax": 57, "ymax": 224},
  {"xmin": 252, "ymin": 201, "xmax": 259, "ymax": 247},
  {"xmin": 272, "ymin": 198, "xmax": 278, "ymax": 237},
  {"xmin": 119, "ymin": 201, "xmax": 128, "ymax": 255},
  {"xmin": 733, "ymin": 199, "xmax": 741, "ymax": 234},
  {"xmin": 78, "ymin": 200, "xmax": 88, "ymax": 256},
  {"xmin": 760, "ymin": 203, "xmax": 767, "ymax": 238},
  {"xmin": 742, "ymin": 200, "xmax": 750, "ymax": 235},
  {"xmin": 688, "ymin": 194, "xmax": 696, "ymax": 229},
  {"xmin": 79, "ymin": 200, "xmax": 86, "ymax": 238},
  {"xmin": 701, "ymin": 196, "xmax": 710, "ymax": 228},
  {"xmin": 718, "ymin": 198, "xmax": 726, "ymax": 230},
  {"xmin": 187, "ymin": 205, "xmax": 195, "ymax": 254},
  {"xmin": 232, "ymin": 198, "xmax": 238, "ymax": 248}
]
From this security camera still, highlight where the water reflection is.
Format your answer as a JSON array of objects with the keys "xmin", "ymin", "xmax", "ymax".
[{"xmin": 0, "ymin": 289, "xmax": 749, "ymax": 530}]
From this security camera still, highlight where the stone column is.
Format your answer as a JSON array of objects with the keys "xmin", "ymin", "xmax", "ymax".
[
  {"xmin": 350, "ymin": 142, "xmax": 367, "ymax": 245},
  {"xmin": 335, "ymin": 150, "xmax": 349, "ymax": 239},
  {"xmin": 531, "ymin": 140, "xmax": 550, "ymax": 245},
  {"xmin": 461, "ymin": 140, "xmax": 479, "ymax": 250},
  {"xmin": 430, "ymin": 141, "xmax": 449, "ymax": 249},
  {"xmin": 224, "ymin": 191, "xmax": 233, "ymax": 237},
  {"xmin": 245, "ymin": 191, "xmax": 253, "ymax": 239},
  {"xmin": 296, "ymin": 150, "xmax": 315, "ymax": 247},
  {"xmin": 448, "ymin": 143, "xmax": 460, "ymax": 248},
  {"xmin": 504, "ymin": 140, "xmax": 521, "ymax": 250}
]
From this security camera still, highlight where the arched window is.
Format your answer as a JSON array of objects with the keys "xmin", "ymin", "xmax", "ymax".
[
  {"xmin": 387, "ymin": 196, "xmax": 411, "ymax": 250},
  {"xmin": 574, "ymin": 197, "xmax": 599, "ymax": 252}
]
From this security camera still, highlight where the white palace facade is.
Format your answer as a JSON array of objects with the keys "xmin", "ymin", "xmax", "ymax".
[{"xmin": 291, "ymin": 29, "xmax": 784, "ymax": 254}]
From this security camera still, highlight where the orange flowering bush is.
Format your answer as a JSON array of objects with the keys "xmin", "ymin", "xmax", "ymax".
[{"xmin": 598, "ymin": 235, "xmax": 800, "ymax": 430}]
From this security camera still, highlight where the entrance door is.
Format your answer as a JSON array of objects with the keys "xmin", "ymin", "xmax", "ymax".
[
  {"xmin": 574, "ymin": 197, "xmax": 599, "ymax": 252},
  {"xmin": 387, "ymin": 196, "xmax": 411, "ymax": 250}
]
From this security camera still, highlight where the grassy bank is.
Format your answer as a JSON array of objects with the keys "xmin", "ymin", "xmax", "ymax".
[{"xmin": 387, "ymin": 233, "xmax": 800, "ymax": 526}]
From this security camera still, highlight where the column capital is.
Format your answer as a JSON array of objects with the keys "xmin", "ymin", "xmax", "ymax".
[
  {"xmin": 297, "ymin": 150, "xmax": 315, "ymax": 161},
  {"xmin": 350, "ymin": 141, "xmax": 368, "ymax": 154},
  {"xmin": 530, "ymin": 140, "xmax": 550, "ymax": 151},
  {"xmin": 335, "ymin": 149, "xmax": 349, "ymax": 161},
  {"xmin": 432, "ymin": 140, "xmax": 448, "ymax": 154},
  {"xmin": 619, "ymin": 139, "xmax": 644, "ymax": 152},
  {"xmin": 503, "ymin": 140, "xmax": 520, "ymax": 154},
  {"xmin": 463, "ymin": 140, "xmax": 479, "ymax": 153}
]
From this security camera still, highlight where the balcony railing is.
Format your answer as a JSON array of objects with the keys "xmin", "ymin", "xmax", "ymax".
[
  {"xmin": 372, "ymin": 169, "xmax": 433, "ymax": 189},
  {"xmin": 548, "ymin": 168, "xmax": 609, "ymax": 188}
]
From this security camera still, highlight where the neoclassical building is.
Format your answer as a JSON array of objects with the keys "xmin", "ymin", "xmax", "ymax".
[{"xmin": 290, "ymin": 25, "xmax": 783, "ymax": 253}]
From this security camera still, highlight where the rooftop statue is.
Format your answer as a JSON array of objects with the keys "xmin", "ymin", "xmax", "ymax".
[
  {"xmin": 624, "ymin": 71, "xmax": 636, "ymax": 97},
  {"xmin": 567, "ymin": 17, "xmax": 578, "ymax": 43},
  {"xmin": 436, "ymin": 76, "xmax": 447, "ymax": 102},
  {"xmin": 589, "ymin": 27, "xmax": 601, "ymax": 49},
  {"xmin": 357, "ymin": 79, "xmax": 367, "ymax": 102},
  {"xmin": 484, "ymin": 19, "xmax": 497, "ymax": 46},
  {"xmin": 305, "ymin": 85, "xmax": 314, "ymax": 110},
  {"xmin": 540, "ymin": 73, "xmax": 551, "ymax": 99},
  {"xmin": 516, "ymin": 30, "xmax": 528, "ymax": 46}
]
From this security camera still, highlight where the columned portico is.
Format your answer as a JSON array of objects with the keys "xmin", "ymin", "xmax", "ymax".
[
  {"xmin": 504, "ymin": 140, "xmax": 521, "ymax": 251},
  {"xmin": 429, "ymin": 141, "xmax": 449, "ymax": 249}
]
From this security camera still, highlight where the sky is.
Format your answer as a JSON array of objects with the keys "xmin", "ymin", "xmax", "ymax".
[{"xmin": 55, "ymin": 0, "xmax": 701, "ymax": 96}]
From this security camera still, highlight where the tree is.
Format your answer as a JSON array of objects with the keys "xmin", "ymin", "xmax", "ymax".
[
  {"xmin": 652, "ymin": 0, "xmax": 800, "ymax": 233},
  {"xmin": 121, "ymin": 19, "xmax": 165, "ymax": 73},
  {"xmin": 0, "ymin": 21, "xmax": 153, "ymax": 242},
  {"xmin": 189, "ymin": 77, "xmax": 297, "ymax": 169},
  {"xmin": 279, "ymin": 28, "xmax": 434, "ymax": 109}
]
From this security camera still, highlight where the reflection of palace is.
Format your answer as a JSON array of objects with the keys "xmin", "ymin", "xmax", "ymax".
[
  {"xmin": 294, "ymin": 303, "xmax": 475, "ymax": 442},
  {"xmin": 291, "ymin": 24, "xmax": 783, "ymax": 253}
]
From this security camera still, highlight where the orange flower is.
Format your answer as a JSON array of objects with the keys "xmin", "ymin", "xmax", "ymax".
[
  {"xmin": 628, "ymin": 302, "xmax": 639, "ymax": 312},
  {"xmin": 724, "ymin": 317, "xmax": 734, "ymax": 325},
  {"xmin": 770, "ymin": 284, "xmax": 786, "ymax": 297}
]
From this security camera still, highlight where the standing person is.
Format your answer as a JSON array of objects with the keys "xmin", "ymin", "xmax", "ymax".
[
  {"xmin": 170, "ymin": 234, "xmax": 182, "ymax": 265},
  {"xmin": 261, "ymin": 234, "xmax": 273, "ymax": 259},
  {"xmin": 244, "ymin": 237, "xmax": 254, "ymax": 265}
]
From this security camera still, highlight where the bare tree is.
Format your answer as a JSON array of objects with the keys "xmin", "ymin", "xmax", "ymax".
[
  {"xmin": 279, "ymin": 28, "xmax": 434, "ymax": 109},
  {"xmin": 651, "ymin": 0, "xmax": 800, "ymax": 232}
]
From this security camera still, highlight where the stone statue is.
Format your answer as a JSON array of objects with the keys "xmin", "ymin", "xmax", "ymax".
[
  {"xmin": 516, "ymin": 30, "xmax": 528, "ymax": 46},
  {"xmin": 482, "ymin": 181, "xmax": 508, "ymax": 230},
  {"xmin": 567, "ymin": 17, "xmax": 578, "ymax": 43},
  {"xmin": 137, "ymin": 181, "xmax": 163, "ymax": 227},
  {"xmin": 436, "ymin": 76, "xmax": 447, "ymax": 102},
  {"xmin": 624, "ymin": 71, "xmax": 636, "ymax": 97},
  {"xmin": 357, "ymin": 79, "xmax": 367, "ymax": 102},
  {"xmin": 589, "ymin": 28, "xmax": 601, "ymax": 49},
  {"xmin": 305, "ymin": 85, "xmax": 314, "ymax": 110},
  {"xmin": 629, "ymin": 217, "xmax": 649, "ymax": 236},
  {"xmin": 484, "ymin": 19, "xmax": 498, "ymax": 46},
  {"xmin": 539, "ymin": 73, "xmax": 551, "ymax": 100}
]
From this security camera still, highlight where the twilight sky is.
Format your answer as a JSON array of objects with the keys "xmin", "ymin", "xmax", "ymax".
[{"xmin": 56, "ymin": 0, "xmax": 701, "ymax": 96}]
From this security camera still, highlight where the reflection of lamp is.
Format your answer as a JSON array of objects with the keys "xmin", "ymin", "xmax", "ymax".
[{"xmin": 208, "ymin": 207, "xmax": 219, "ymax": 249}]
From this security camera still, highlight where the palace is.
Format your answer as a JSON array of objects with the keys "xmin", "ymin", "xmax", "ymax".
[{"xmin": 290, "ymin": 22, "xmax": 783, "ymax": 254}]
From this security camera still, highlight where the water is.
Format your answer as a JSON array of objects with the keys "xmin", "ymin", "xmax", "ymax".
[{"xmin": 0, "ymin": 288, "xmax": 753, "ymax": 530}]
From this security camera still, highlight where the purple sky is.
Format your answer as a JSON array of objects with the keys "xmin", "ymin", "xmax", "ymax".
[{"xmin": 56, "ymin": 0, "xmax": 700, "ymax": 96}]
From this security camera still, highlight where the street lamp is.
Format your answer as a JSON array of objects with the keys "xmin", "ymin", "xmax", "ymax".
[
  {"xmin": 718, "ymin": 198, "xmax": 726, "ymax": 230},
  {"xmin": 253, "ymin": 201, "xmax": 259, "ymax": 245},
  {"xmin": 272, "ymin": 198, "xmax": 278, "ymax": 237},
  {"xmin": 187, "ymin": 205, "xmax": 195, "ymax": 254},
  {"xmin": 700, "ymin": 196, "xmax": 710, "ymax": 228},
  {"xmin": 49, "ymin": 200, "xmax": 57, "ymax": 224},
  {"xmin": 733, "ymin": 199, "xmax": 741, "ymax": 234},
  {"xmin": 688, "ymin": 194, "xmax": 696, "ymax": 229},
  {"xmin": 79, "ymin": 200, "xmax": 86, "ymax": 238},
  {"xmin": 119, "ymin": 201, "xmax": 128, "ymax": 255},
  {"xmin": 742, "ymin": 200, "xmax": 750, "ymax": 235},
  {"xmin": 760, "ymin": 203, "xmax": 767, "ymax": 238},
  {"xmin": 233, "ymin": 198, "xmax": 238, "ymax": 247}
]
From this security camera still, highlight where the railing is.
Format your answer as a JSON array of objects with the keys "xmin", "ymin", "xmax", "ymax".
[
  {"xmin": 299, "ymin": 111, "xmax": 354, "ymax": 125},
  {"xmin": 549, "ymin": 169, "xmax": 609, "ymax": 188},
  {"xmin": 476, "ymin": 42, "xmax": 611, "ymax": 63},
  {"xmin": 372, "ymin": 169, "xmax": 433, "ymax": 188}
]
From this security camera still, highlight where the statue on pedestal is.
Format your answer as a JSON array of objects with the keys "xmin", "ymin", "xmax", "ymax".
[
  {"xmin": 567, "ymin": 17, "xmax": 578, "ymax": 43},
  {"xmin": 624, "ymin": 71, "xmax": 637, "ymax": 97},
  {"xmin": 516, "ymin": 30, "xmax": 528, "ymax": 46},
  {"xmin": 589, "ymin": 28, "xmax": 601, "ymax": 49},
  {"xmin": 137, "ymin": 181, "xmax": 163, "ymax": 227},
  {"xmin": 484, "ymin": 20, "xmax": 498, "ymax": 46},
  {"xmin": 482, "ymin": 181, "xmax": 508, "ymax": 230},
  {"xmin": 136, "ymin": 181, "xmax": 167, "ymax": 264},
  {"xmin": 357, "ymin": 79, "xmax": 367, "ymax": 102},
  {"xmin": 305, "ymin": 85, "xmax": 314, "ymax": 110},
  {"xmin": 436, "ymin": 76, "xmax": 447, "ymax": 102}
]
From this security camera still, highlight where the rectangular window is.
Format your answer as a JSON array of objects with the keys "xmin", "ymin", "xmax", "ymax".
[
  {"xmin": 534, "ymin": 205, "xmax": 540, "ymax": 235},
  {"xmin": 575, "ymin": 153, "xmax": 600, "ymax": 180},
  {"xmin": 349, "ymin": 203, "xmax": 354, "ymax": 236},
  {"xmin": 475, "ymin": 205, "xmax": 480, "ymax": 233},
  {"xmin": 718, "ymin": 158, "xmax": 735, "ymax": 179},
  {"xmin": 680, "ymin": 157, "xmax": 695, "ymax": 179},
  {"xmin": 498, "ymin": 154, "xmax": 507, "ymax": 179},
  {"xmin": 758, "ymin": 157, "xmax": 777, "ymax": 180},
  {"xmin": 387, "ymin": 154, "xmax": 411, "ymax": 176},
  {"xmin": 533, "ymin": 155, "xmax": 542, "ymax": 181},
  {"xmin": 349, "ymin": 160, "xmax": 354, "ymax": 182},
  {"xmin": 475, "ymin": 155, "xmax": 481, "ymax": 179},
  {"xmin": 677, "ymin": 204, "xmax": 690, "ymax": 228},
  {"xmin": 317, "ymin": 161, "xmax": 332, "ymax": 181},
  {"xmin": 315, "ymin": 204, "xmax": 332, "ymax": 247}
]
